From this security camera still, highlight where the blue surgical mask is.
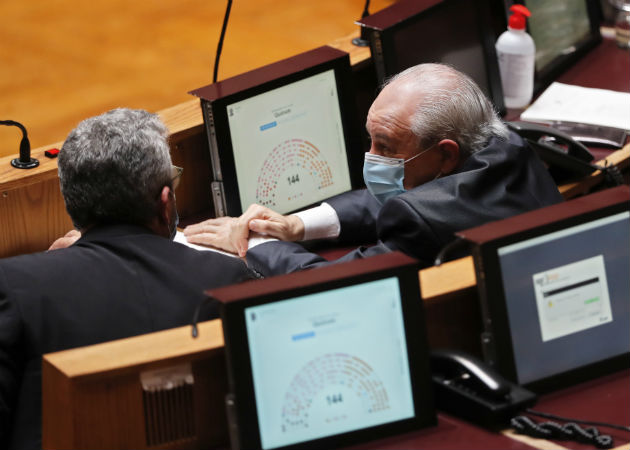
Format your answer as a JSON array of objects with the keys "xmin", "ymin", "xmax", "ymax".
[{"xmin": 362, "ymin": 148, "xmax": 433, "ymax": 205}]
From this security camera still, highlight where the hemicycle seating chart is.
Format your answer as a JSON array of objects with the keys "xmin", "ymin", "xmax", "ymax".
[
  {"xmin": 281, "ymin": 352, "xmax": 390, "ymax": 432},
  {"xmin": 256, "ymin": 138, "xmax": 334, "ymax": 208}
]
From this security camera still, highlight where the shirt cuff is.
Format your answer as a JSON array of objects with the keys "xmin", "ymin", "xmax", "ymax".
[
  {"xmin": 293, "ymin": 202, "xmax": 341, "ymax": 241},
  {"xmin": 247, "ymin": 234, "xmax": 278, "ymax": 250}
]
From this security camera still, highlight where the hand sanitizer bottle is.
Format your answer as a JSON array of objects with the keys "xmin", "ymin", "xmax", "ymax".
[{"xmin": 496, "ymin": 5, "xmax": 536, "ymax": 109}]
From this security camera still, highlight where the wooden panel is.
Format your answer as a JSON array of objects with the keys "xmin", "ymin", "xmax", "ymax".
[
  {"xmin": 558, "ymin": 143, "xmax": 630, "ymax": 199},
  {"xmin": 192, "ymin": 357, "xmax": 230, "ymax": 448},
  {"xmin": 424, "ymin": 285, "xmax": 483, "ymax": 357},
  {"xmin": 44, "ymin": 320, "xmax": 224, "ymax": 380},
  {"xmin": 420, "ymin": 256, "xmax": 483, "ymax": 356},
  {"xmin": 42, "ymin": 359, "xmax": 74, "ymax": 450},
  {"xmin": 0, "ymin": 176, "xmax": 72, "ymax": 256},
  {"xmin": 73, "ymin": 374, "xmax": 146, "ymax": 449},
  {"xmin": 43, "ymin": 321, "xmax": 229, "ymax": 450},
  {"xmin": 158, "ymin": 99, "xmax": 204, "ymax": 141},
  {"xmin": 420, "ymin": 256, "xmax": 476, "ymax": 300},
  {"xmin": 169, "ymin": 129, "xmax": 213, "ymax": 219}
]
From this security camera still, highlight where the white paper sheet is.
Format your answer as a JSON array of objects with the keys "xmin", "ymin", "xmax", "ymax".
[
  {"xmin": 173, "ymin": 230, "xmax": 237, "ymax": 257},
  {"xmin": 520, "ymin": 82, "xmax": 630, "ymax": 131}
]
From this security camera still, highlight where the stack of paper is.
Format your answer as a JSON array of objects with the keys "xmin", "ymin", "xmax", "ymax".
[{"xmin": 520, "ymin": 82, "xmax": 630, "ymax": 131}]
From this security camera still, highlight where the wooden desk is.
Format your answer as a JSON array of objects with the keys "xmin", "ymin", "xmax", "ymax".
[{"xmin": 43, "ymin": 317, "xmax": 629, "ymax": 450}]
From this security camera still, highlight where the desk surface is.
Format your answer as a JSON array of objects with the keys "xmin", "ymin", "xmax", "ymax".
[
  {"xmin": 351, "ymin": 415, "xmax": 536, "ymax": 450},
  {"xmin": 351, "ymin": 369, "xmax": 630, "ymax": 450},
  {"xmin": 555, "ymin": 37, "xmax": 630, "ymax": 94}
]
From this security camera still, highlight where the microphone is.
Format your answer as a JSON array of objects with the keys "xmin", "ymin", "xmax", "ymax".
[
  {"xmin": 352, "ymin": 0, "xmax": 371, "ymax": 47},
  {"xmin": 212, "ymin": 0, "xmax": 233, "ymax": 83},
  {"xmin": 190, "ymin": 295, "xmax": 220, "ymax": 338},
  {"xmin": 1, "ymin": 120, "xmax": 39, "ymax": 169}
]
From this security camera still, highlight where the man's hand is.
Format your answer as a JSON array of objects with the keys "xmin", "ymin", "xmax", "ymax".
[
  {"xmin": 183, "ymin": 204, "xmax": 304, "ymax": 257},
  {"xmin": 183, "ymin": 216, "xmax": 242, "ymax": 255},
  {"xmin": 244, "ymin": 204, "xmax": 304, "ymax": 242},
  {"xmin": 48, "ymin": 229, "xmax": 81, "ymax": 251}
]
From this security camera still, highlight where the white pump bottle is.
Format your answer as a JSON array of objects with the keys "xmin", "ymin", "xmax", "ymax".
[{"xmin": 496, "ymin": 5, "xmax": 536, "ymax": 109}]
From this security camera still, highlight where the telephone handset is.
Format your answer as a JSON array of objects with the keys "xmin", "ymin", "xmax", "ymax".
[
  {"xmin": 430, "ymin": 349, "xmax": 537, "ymax": 428},
  {"xmin": 507, "ymin": 121, "xmax": 597, "ymax": 183}
]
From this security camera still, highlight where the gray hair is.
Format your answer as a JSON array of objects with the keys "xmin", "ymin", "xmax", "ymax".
[
  {"xmin": 58, "ymin": 108, "xmax": 172, "ymax": 229},
  {"xmin": 384, "ymin": 63, "xmax": 509, "ymax": 158}
]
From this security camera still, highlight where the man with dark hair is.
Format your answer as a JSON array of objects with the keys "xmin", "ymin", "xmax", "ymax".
[
  {"xmin": 0, "ymin": 108, "xmax": 256, "ymax": 450},
  {"xmin": 184, "ymin": 64, "xmax": 563, "ymax": 273}
]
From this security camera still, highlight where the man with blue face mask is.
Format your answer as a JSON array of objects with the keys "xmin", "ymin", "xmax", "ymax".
[{"xmin": 184, "ymin": 64, "xmax": 563, "ymax": 274}]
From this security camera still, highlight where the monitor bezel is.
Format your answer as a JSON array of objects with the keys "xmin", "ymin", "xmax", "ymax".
[
  {"xmin": 462, "ymin": 187, "xmax": 630, "ymax": 393},
  {"xmin": 190, "ymin": 46, "xmax": 363, "ymax": 217},
  {"xmin": 359, "ymin": 0, "xmax": 507, "ymax": 116},
  {"xmin": 512, "ymin": 0, "xmax": 603, "ymax": 95},
  {"xmin": 213, "ymin": 252, "xmax": 436, "ymax": 450}
]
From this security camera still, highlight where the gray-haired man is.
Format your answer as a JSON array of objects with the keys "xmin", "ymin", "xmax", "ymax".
[
  {"xmin": 0, "ymin": 108, "xmax": 256, "ymax": 450},
  {"xmin": 184, "ymin": 63, "xmax": 563, "ymax": 273}
]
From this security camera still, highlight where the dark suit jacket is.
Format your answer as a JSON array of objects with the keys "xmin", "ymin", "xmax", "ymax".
[
  {"xmin": 0, "ymin": 224, "xmax": 256, "ymax": 450},
  {"xmin": 247, "ymin": 132, "xmax": 564, "ymax": 275}
]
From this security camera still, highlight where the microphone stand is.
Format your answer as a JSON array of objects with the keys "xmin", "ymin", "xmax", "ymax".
[
  {"xmin": 213, "ymin": 0, "xmax": 233, "ymax": 83},
  {"xmin": 1, "ymin": 120, "xmax": 39, "ymax": 169},
  {"xmin": 352, "ymin": 0, "xmax": 371, "ymax": 47}
]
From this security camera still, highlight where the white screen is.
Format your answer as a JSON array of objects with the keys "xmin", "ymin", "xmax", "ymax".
[
  {"xmin": 532, "ymin": 255, "xmax": 613, "ymax": 342},
  {"xmin": 245, "ymin": 277, "xmax": 415, "ymax": 449},
  {"xmin": 227, "ymin": 69, "xmax": 352, "ymax": 214}
]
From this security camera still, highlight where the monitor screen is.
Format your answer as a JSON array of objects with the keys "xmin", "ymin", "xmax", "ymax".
[
  {"xmin": 497, "ymin": 211, "xmax": 630, "ymax": 385},
  {"xmin": 226, "ymin": 69, "xmax": 351, "ymax": 213},
  {"xmin": 189, "ymin": 46, "xmax": 362, "ymax": 218},
  {"xmin": 458, "ymin": 186, "xmax": 630, "ymax": 392},
  {"xmin": 359, "ymin": 0, "xmax": 506, "ymax": 114},
  {"xmin": 245, "ymin": 277, "xmax": 415, "ymax": 449},
  {"xmin": 214, "ymin": 252, "xmax": 436, "ymax": 450}
]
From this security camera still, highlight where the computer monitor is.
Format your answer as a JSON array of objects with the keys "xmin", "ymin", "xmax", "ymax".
[
  {"xmin": 458, "ymin": 186, "xmax": 630, "ymax": 393},
  {"xmin": 211, "ymin": 252, "xmax": 436, "ymax": 450},
  {"xmin": 189, "ymin": 46, "xmax": 363, "ymax": 218},
  {"xmin": 357, "ymin": 0, "xmax": 507, "ymax": 115},
  {"xmin": 508, "ymin": 0, "xmax": 602, "ymax": 94}
]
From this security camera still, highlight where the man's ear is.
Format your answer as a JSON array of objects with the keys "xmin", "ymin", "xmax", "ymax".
[{"xmin": 437, "ymin": 139, "xmax": 460, "ymax": 174}]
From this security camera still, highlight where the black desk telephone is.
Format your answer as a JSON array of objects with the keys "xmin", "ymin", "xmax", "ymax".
[
  {"xmin": 507, "ymin": 121, "xmax": 597, "ymax": 183},
  {"xmin": 431, "ymin": 349, "xmax": 537, "ymax": 428}
]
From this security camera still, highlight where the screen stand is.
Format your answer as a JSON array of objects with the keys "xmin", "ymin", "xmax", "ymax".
[{"xmin": 226, "ymin": 393, "xmax": 241, "ymax": 450}]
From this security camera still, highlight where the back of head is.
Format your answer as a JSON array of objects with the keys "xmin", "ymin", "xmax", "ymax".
[
  {"xmin": 58, "ymin": 108, "xmax": 172, "ymax": 230},
  {"xmin": 384, "ymin": 63, "xmax": 509, "ymax": 158}
]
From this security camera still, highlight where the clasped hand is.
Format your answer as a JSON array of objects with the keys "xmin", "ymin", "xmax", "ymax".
[{"xmin": 183, "ymin": 204, "xmax": 305, "ymax": 257}]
